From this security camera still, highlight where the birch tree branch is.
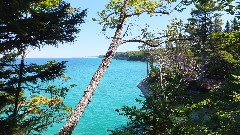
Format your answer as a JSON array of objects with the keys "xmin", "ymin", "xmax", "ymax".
[
  {"xmin": 122, "ymin": 39, "xmax": 165, "ymax": 47},
  {"xmin": 126, "ymin": 10, "xmax": 170, "ymax": 17}
]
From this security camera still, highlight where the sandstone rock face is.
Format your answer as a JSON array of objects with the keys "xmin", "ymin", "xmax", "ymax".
[{"xmin": 137, "ymin": 75, "xmax": 152, "ymax": 98}]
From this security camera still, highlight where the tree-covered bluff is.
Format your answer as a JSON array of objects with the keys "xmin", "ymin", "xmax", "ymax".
[{"xmin": 99, "ymin": 51, "xmax": 145, "ymax": 61}]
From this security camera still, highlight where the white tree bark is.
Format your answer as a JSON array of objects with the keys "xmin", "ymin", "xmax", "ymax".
[{"xmin": 58, "ymin": 1, "xmax": 129, "ymax": 134}]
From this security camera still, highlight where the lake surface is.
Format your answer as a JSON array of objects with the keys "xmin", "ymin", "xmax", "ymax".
[{"xmin": 25, "ymin": 58, "xmax": 147, "ymax": 135}]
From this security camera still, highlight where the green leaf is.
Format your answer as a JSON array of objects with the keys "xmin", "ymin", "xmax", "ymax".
[{"xmin": 92, "ymin": 18, "xmax": 97, "ymax": 21}]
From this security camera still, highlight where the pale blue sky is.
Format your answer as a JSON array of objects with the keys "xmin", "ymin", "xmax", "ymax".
[{"xmin": 27, "ymin": 0, "xmax": 234, "ymax": 58}]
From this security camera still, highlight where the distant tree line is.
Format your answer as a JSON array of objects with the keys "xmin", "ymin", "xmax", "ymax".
[
  {"xmin": 99, "ymin": 51, "xmax": 146, "ymax": 61},
  {"xmin": 114, "ymin": 51, "xmax": 146, "ymax": 61}
]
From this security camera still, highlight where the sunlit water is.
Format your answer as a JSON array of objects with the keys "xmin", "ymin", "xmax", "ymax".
[{"xmin": 25, "ymin": 58, "xmax": 147, "ymax": 135}]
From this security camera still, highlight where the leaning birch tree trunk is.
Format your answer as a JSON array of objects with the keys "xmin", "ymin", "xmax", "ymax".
[
  {"xmin": 58, "ymin": 0, "xmax": 129, "ymax": 134},
  {"xmin": 59, "ymin": 0, "xmax": 176, "ymax": 134}
]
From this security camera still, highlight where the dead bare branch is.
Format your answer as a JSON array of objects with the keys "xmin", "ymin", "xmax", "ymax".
[{"xmin": 126, "ymin": 10, "xmax": 169, "ymax": 17}]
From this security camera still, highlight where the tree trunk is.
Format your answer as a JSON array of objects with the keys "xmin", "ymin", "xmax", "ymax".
[
  {"xmin": 13, "ymin": 51, "xmax": 25, "ymax": 116},
  {"xmin": 199, "ymin": 44, "xmax": 206, "ymax": 83},
  {"xmin": 58, "ymin": 1, "xmax": 129, "ymax": 134},
  {"xmin": 199, "ymin": 12, "xmax": 208, "ymax": 83}
]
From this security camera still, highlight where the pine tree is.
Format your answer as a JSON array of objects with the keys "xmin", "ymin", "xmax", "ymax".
[
  {"xmin": 231, "ymin": 17, "xmax": 239, "ymax": 31},
  {"xmin": 0, "ymin": 0, "xmax": 86, "ymax": 134},
  {"xmin": 224, "ymin": 20, "xmax": 231, "ymax": 32},
  {"xmin": 185, "ymin": 1, "xmax": 222, "ymax": 83},
  {"xmin": 213, "ymin": 15, "xmax": 223, "ymax": 32}
]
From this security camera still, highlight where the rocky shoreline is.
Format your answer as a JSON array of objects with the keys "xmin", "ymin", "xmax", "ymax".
[{"xmin": 137, "ymin": 75, "xmax": 152, "ymax": 98}]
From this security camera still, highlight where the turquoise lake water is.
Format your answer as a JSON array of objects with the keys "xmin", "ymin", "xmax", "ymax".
[{"xmin": 25, "ymin": 58, "xmax": 147, "ymax": 135}]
